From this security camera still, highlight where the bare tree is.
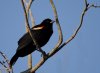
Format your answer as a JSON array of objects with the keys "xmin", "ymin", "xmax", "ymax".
[{"xmin": 0, "ymin": 0, "xmax": 100, "ymax": 73}]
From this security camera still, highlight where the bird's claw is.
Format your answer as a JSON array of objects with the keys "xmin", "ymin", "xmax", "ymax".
[
  {"xmin": 41, "ymin": 51, "xmax": 48, "ymax": 59},
  {"xmin": 41, "ymin": 51, "xmax": 46, "ymax": 56},
  {"xmin": 37, "ymin": 48, "xmax": 48, "ymax": 59}
]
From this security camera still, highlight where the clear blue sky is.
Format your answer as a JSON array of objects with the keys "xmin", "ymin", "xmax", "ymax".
[{"xmin": 0, "ymin": 0, "xmax": 100, "ymax": 73}]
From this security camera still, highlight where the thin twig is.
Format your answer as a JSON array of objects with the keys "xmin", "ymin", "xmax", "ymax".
[
  {"xmin": 24, "ymin": 0, "xmax": 35, "ymax": 26},
  {"xmin": 51, "ymin": 0, "xmax": 100, "ymax": 54},
  {"xmin": 29, "ymin": 0, "xmax": 100, "ymax": 72},
  {"xmin": 48, "ymin": 0, "xmax": 63, "ymax": 57},
  {"xmin": 0, "ymin": 61, "xmax": 8, "ymax": 69},
  {"xmin": 21, "ymin": 0, "xmax": 46, "ymax": 73},
  {"xmin": 30, "ymin": 0, "xmax": 63, "ymax": 72},
  {"xmin": 29, "ymin": 9, "xmax": 35, "ymax": 27},
  {"xmin": 23, "ymin": 0, "xmax": 34, "ymax": 30},
  {"xmin": 21, "ymin": 0, "xmax": 45, "ymax": 56},
  {"xmin": 25, "ymin": 0, "xmax": 34, "ymax": 16},
  {"xmin": 0, "ymin": 51, "xmax": 12, "ymax": 73},
  {"xmin": 21, "ymin": 0, "xmax": 100, "ymax": 73},
  {"xmin": 88, "ymin": 4, "xmax": 100, "ymax": 9},
  {"xmin": 0, "ymin": 55, "xmax": 10, "ymax": 73},
  {"xmin": 0, "ymin": 51, "xmax": 9, "ymax": 66},
  {"xmin": 85, "ymin": 0, "xmax": 88, "ymax": 6},
  {"xmin": 23, "ymin": 0, "xmax": 34, "ymax": 69}
]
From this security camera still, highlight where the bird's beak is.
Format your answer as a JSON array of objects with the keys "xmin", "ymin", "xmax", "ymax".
[{"xmin": 50, "ymin": 20, "xmax": 55, "ymax": 24}]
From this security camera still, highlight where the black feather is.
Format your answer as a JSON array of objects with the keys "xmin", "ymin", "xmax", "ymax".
[{"xmin": 10, "ymin": 18, "xmax": 55, "ymax": 67}]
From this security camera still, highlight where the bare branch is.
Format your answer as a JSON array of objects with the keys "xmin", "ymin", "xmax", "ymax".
[
  {"xmin": 29, "ymin": 9, "xmax": 35, "ymax": 27},
  {"xmin": 91, "ymin": 5, "xmax": 100, "ymax": 8},
  {"xmin": 21, "ymin": 0, "xmax": 33, "ymax": 70},
  {"xmin": 0, "ymin": 51, "xmax": 9, "ymax": 66},
  {"xmin": 0, "ymin": 51, "xmax": 12, "ymax": 73},
  {"xmin": 0, "ymin": 51, "xmax": 10, "ymax": 69},
  {"xmin": 21, "ymin": 0, "xmax": 46, "ymax": 56},
  {"xmin": 30, "ymin": 0, "xmax": 63, "ymax": 72},
  {"xmin": 88, "ymin": 4, "xmax": 100, "ymax": 9},
  {"xmin": 23, "ymin": 0, "xmax": 34, "ymax": 69},
  {"xmin": 48, "ymin": 0, "xmax": 63, "ymax": 57},
  {"xmin": 24, "ymin": 0, "xmax": 35, "ymax": 26},
  {"xmin": 85, "ymin": 0, "xmax": 88, "ymax": 6},
  {"xmin": 25, "ymin": 0, "xmax": 34, "ymax": 16},
  {"xmin": 28, "ymin": 0, "xmax": 100, "ymax": 72},
  {"xmin": 21, "ymin": 0, "xmax": 46, "ymax": 73},
  {"xmin": 54, "ymin": 0, "xmax": 100, "ymax": 53},
  {"xmin": 21, "ymin": 0, "xmax": 100, "ymax": 73},
  {"xmin": 30, "ymin": 57, "xmax": 46, "ymax": 72},
  {"xmin": 50, "ymin": 0, "xmax": 63, "ymax": 45},
  {"xmin": 0, "ymin": 61, "xmax": 8, "ymax": 70}
]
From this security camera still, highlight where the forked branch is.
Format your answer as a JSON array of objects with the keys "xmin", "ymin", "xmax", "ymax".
[
  {"xmin": 21, "ymin": 0, "xmax": 46, "ymax": 58},
  {"xmin": 21, "ymin": 0, "xmax": 100, "ymax": 73},
  {"xmin": 29, "ymin": 0, "xmax": 100, "ymax": 73},
  {"xmin": 0, "ymin": 51, "xmax": 13, "ymax": 73},
  {"xmin": 23, "ymin": 0, "xmax": 35, "ymax": 69}
]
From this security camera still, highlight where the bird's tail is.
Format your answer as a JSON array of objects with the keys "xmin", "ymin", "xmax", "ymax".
[{"xmin": 10, "ymin": 53, "xmax": 18, "ymax": 68}]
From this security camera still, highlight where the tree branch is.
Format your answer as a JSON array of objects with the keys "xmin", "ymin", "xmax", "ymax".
[
  {"xmin": 48, "ymin": 0, "xmax": 63, "ymax": 57},
  {"xmin": 21, "ymin": 0, "xmax": 36, "ymax": 72},
  {"xmin": 0, "ymin": 61, "xmax": 8, "ymax": 71},
  {"xmin": 51, "ymin": 0, "xmax": 100, "ymax": 54},
  {"xmin": 21, "ymin": 0, "xmax": 46, "ymax": 57},
  {"xmin": 0, "ymin": 51, "xmax": 13, "ymax": 73},
  {"xmin": 24, "ymin": 0, "xmax": 35, "ymax": 27},
  {"xmin": 0, "ymin": 51, "xmax": 9, "ymax": 67},
  {"xmin": 21, "ymin": 0, "xmax": 46, "ymax": 73},
  {"xmin": 21, "ymin": 0, "xmax": 100, "ymax": 73},
  {"xmin": 23, "ymin": 0, "xmax": 63, "ymax": 72},
  {"xmin": 27, "ymin": 0, "xmax": 100, "ymax": 73},
  {"xmin": 23, "ymin": 0, "xmax": 34, "ymax": 69},
  {"xmin": 88, "ymin": 4, "xmax": 100, "ymax": 9}
]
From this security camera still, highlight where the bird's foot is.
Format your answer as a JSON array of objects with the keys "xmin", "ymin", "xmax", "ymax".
[
  {"xmin": 42, "ymin": 51, "xmax": 48, "ymax": 60},
  {"xmin": 41, "ymin": 50, "xmax": 46, "ymax": 56},
  {"xmin": 37, "ymin": 49, "xmax": 48, "ymax": 59},
  {"xmin": 37, "ymin": 49, "xmax": 46, "ymax": 55}
]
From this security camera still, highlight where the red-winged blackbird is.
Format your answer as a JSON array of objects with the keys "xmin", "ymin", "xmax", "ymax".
[{"xmin": 10, "ymin": 18, "xmax": 55, "ymax": 67}]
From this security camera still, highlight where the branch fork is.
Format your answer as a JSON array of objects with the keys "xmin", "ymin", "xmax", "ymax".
[{"xmin": 20, "ymin": 0, "xmax": 100, "ymax": 73}]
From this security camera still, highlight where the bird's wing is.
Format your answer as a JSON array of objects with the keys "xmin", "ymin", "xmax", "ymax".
[
  {"xmin": 18, "ymin": 32, "xmax": 32, "ymax": 48},
  {"xmin": 31, "ymin": 24, "xmax": 45, "ymax": 30},
  {"xmin": 17, "ymin": 25, "xmax": 43, "ymax": 50}
]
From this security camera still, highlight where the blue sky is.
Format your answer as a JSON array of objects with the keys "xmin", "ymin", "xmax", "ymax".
[{"xmin": 0, "ymin": 0, "xmax": 100, "ymax": 73}]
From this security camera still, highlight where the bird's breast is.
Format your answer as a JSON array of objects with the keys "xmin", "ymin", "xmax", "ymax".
[{"xmin": 32, "ymin": 29, "xmax": 53, "ymax": 47}]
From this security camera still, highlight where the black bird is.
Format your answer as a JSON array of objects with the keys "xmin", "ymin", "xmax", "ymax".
[{"xmin": 10, "ymin": 18, "xmax": 55, "ymax": 67}]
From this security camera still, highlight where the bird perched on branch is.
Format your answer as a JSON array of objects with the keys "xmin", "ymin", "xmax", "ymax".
[{"xmin": 10, "ymin": 18, "xmax": 55, "ymax": 68}]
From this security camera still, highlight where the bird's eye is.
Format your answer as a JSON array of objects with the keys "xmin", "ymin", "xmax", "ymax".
[{"xmin": 46, "ymin": 20, "xmax": 51, "ymax": 23}]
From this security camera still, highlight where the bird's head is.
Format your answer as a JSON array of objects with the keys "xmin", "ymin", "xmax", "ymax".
[
  {"xmin": 41, "ymin": 18, "xmax": 55, "ymax": 26},
  {"xmin": 32, "ymin": 18, "xmax": 55, "ymax": 30}
]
